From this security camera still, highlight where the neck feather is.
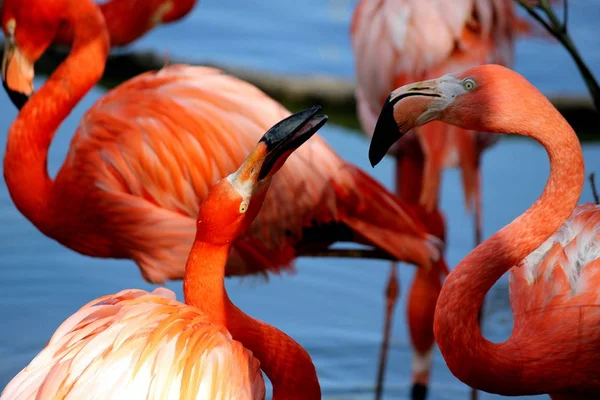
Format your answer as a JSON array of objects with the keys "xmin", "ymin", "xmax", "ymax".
[
  {"xmin": 184, "ymin": 240, "xmax": 320, "ymax": 399},
  {"xmin": 433, "ymin": 91, "xmax": 584, "ymax": 394},
  {"xmin": 4, "ymin": 0, "xmax": 109, "ymax": 230}
]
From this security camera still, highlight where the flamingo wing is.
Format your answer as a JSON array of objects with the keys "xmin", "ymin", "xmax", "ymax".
[
  {"xmin": 0, "ymin": 288, "xmax": 266, "ymax": 400},
  {"xmin": 57, "ymin": 66, "xmax": 440, "ymax": 283},
  {"xmin": 511, "ymin": 203, "xmax": 600, "ymax": 315}
]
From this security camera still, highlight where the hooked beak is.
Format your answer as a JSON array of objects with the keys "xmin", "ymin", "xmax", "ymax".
[
  {"xmin": 368, "ymin": 81, "xmax": 442, "ymax": 167},
  {"xmin": 2, "ymin": 36, "xmax": 34, "ymax": 110},
  {"xmin": 232, "ymin": 105, "xmax": 328, "ymax": 188}
]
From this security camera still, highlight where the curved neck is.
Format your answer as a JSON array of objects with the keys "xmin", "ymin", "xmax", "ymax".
[
  {"xmin": 4, "ymin": 0, "xmax": 109, "ymax": 230},
  {"xmin": 433, "ymin": 95, "xmax": 584, "ymax": 394},
  {"xmin": 184, "ymin": 240, "xmax": 321, "ymax": 400}
]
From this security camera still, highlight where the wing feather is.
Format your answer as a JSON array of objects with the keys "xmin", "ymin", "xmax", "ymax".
[
  {"xmin": 58, "ymin": 65, "xmax": 437, "ymax": 283},
  {"xmin": 511, "ymin": 204, "xmax": 600, "ymax": 317},
  {"xmin": 0, "ymin": 288, "xmax": 265, "ymax": 400}
]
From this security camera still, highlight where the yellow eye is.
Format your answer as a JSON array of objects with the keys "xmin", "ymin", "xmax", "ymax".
[
  {"xmin": 463, "ymin": 78, "xmax": 476, "ymax": 91},
  {"xmin": 239, "ymin": 201, "xmax": 248, "ymax": 213}
]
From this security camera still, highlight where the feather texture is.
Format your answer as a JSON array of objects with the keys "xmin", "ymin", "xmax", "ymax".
[
  {"xmin": 44, "ymin": 65, "xmax": 440, "ymax": 283},
  {"xmin": 0, "ymin": 288, "xmax": 266, "ymax": 400},
  {"xmin": 350, "ymin": 0, "xmax": 521, "ymax": 211}
]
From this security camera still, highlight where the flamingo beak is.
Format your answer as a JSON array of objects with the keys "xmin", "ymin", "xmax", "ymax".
[
  {"xmin": 2, "ymin": 36, "xmax": 34, "ymax": 110},
  {"xmin": 258, "ymin": 105, "xmax": 328, "ymax": 179},
  {"xmin": 368, "ymin": 81, "xmax": 442, "ymax": 167},
  {"xmin": 230, "ymin": 106, "xmax": 328, "ymax": 192}
]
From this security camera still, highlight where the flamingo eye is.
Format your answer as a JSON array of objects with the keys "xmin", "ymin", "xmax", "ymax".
[
  {"xmin": 239, "ymin": 201, "xmax": 248, "ymax": 213},
  {"xmin": 463, "ymin": 78, "xmax": 476, "ymax": 91}
]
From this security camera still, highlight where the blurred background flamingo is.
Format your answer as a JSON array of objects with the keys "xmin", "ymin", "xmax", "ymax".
[
  {"xmin": 368, "ymin": 63, "xmax": 600, "ymax": 399},
  {"xmin": 350, "ymin": 1, "xmax": 557, "ymax": 398},
  {"xmin": 1, "ymin": 107, "xmax": 327, "ymax": 400}
]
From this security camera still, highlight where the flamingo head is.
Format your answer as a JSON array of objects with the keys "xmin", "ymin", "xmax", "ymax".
[
  {"xmin": 195, "ymin": 106, "xmax": 328, "ymax": 244},
  {"xmin": 1, "ymin": 0, "xmax": 67, "ymax": 109},
  {"xmin": 368, "ymin": 64, "xmax": 519, "ymax": 167}
]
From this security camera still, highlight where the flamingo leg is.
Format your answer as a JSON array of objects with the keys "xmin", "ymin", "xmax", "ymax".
[{"xmin": 374, "ymin": 262, "xmax": 400, "ymax": 400}]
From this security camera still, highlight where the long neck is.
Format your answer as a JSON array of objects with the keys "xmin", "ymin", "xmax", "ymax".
[
  {"xmin": 433, "ymin": 94, "xmax": 584, "ymax": 394},
  {"xmin": 3, "ymin": 0, "xmax": 109, "ymax": 230},
  {"xmin": 183, "ymin": 240, "xmax": 321, "ymax": 400}
]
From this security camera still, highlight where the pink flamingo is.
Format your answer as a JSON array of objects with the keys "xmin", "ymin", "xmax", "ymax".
[
  {"xmin": 369, "ymin": 64, "xmax": 600, "ymax": 399},
  {"xmin": 350, "ymin": 1, "xmax": 528, "ymax": 397},
  {"xmin": 350, "ymin": 2, "xmax": 558, "ymax": 398},
  {"xmin": 0, "ymin": 108, "xmax": 327, "ymax": 400}
]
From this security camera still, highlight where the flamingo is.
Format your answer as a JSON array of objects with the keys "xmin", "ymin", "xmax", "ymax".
[
  {"xmin": 1, "ymin": 0, "xmax": 441, "ymax": 285},
  {"xmin": 369, "ymin": 64, "xmax": 600, "ymax": 399},
  {"xmin": 350, "ymin": 1, "xmax": 536, "ymax": 398},
  {"xmin": 0, "ymin": 107, "xmax": 328, "ymax": 400},
  {"xmin": 54, "ymin": 0, "xmax": 198, "ymax": 47}
]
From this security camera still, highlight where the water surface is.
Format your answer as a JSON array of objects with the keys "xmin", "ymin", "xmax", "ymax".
[{"xmin": 1, "ymin": 1, "xmax": 600, "ymax": 398}]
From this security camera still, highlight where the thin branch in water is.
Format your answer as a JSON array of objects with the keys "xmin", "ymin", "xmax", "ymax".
[
  {"xmin": 297, "ymin": 248, "xmax": 399, "ymax": 262},
  {"xmin": 590, "ymin": 172, "xmax": 599, "ymax": 204},
  {"xmin": 515, "ymin": 0, "xmax": 600, "ymax": 111}
]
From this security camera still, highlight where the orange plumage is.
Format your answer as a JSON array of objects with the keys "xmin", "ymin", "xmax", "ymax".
[
  {"xmin": 0, "ymin": 106, "xmax": 328, "ymax": 399},
  {"xmin": 1, "ymin": 0, "xmax": 441, "ymax": 286}
]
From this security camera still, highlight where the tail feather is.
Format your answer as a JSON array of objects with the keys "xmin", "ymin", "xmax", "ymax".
[{"xmin": 334, "ymin": 165, "xmax": 443, "ymax": 268}]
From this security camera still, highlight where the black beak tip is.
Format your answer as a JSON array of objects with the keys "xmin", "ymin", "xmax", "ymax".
[
  {"xmin": 258, "ymin": 106, "xmax": 328, "ymax": 179},
  {"xmin": 368, "ymin": 94, "xmax": 399, "ymax": 168},
  {"xmin": 261, "ymin": 105, "xmax": 324, "ymax": 149},
  {"xmin": 2, "ymin": 80, "xmax": 30, "ymax": 110},
  {"xmin": 368, "ymin": 143, "xmax": 386, "ymax": 168}
]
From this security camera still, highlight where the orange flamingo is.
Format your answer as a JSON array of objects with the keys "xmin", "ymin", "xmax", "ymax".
[
  {"xmin": 1, "ymin": 0, "xmax": 441, "ymax": 284},
  {"xmin": 369, "ymin": 64, "xmax": 600, "ymax": 399},
  {"xmin": 0, "ymin": 107, "xmax": 327, "ymax": 400},
  {"xmin": 54, "ymin": 0, "xmax": 198, "ymax": 47},
  {"xmin": 350, "ymin": 1, "xmax": 535, "ymax": 398}
]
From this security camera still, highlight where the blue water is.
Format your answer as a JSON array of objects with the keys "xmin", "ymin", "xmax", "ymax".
[
  {"xmin": 129, "ymin": 0, "xmax": 600, "ymax": 97},
  {"xmin": 1, "ymin": 1, "xmax": 600, "ymax": 399}
]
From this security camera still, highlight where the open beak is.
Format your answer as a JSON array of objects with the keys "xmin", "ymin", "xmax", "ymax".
[
  {"xmin": 368, "ymin": 81, "xmax": 442, "ymax": 167},
  {"xmin": 232, "ymin": 105, "xmax": 328, "ymax": 188},
  {"xmin": 2, "ymin": 36, "xmax": 34, "ymax": 110}
]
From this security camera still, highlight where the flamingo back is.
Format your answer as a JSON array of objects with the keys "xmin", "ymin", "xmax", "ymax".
[
  {"xmin": 511, "ymin": 203, "xmax": 600, "ymax": 311},
  {"xmin": 507, "ymin": 203, "xmax": 600, "ymax": 390},
  {"xmin": 0, "ymin": 288, "xmax": 266, "ymax": 400},
  {"xmin": 52, "ymin": 65, "xmax": 440, "ymax": 283}
]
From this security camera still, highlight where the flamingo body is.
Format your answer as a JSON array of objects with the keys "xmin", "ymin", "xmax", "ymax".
[
  {"xmin": 41, "ymin": 65, "xmax": 439, "ymax": 283},
  {"xmin": 368, "ymin": 64, "xmax": 599, "ymax": 398},
  {"xmin": 0, "ymin": 102, "xmax": 328, "ymax": 399},
  {"xmin": 511, "ymin": 203, "xmax": 600, "ymax": 370},
  {"xmin": 0, "ymin": 288, "xmax": 266, "ymax": 400}
]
